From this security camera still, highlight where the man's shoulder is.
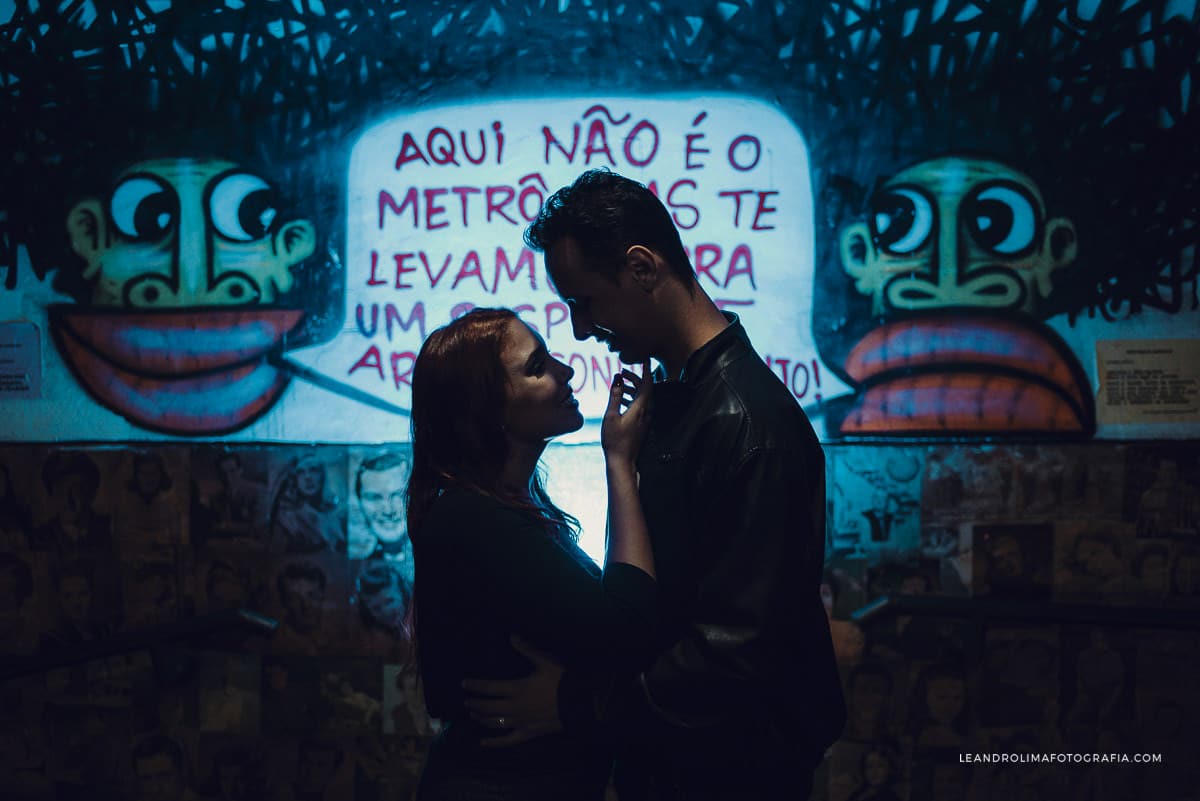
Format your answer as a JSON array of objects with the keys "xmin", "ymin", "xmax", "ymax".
[{"xmin": 709, "ymin": 349, "xmax": 816, "ymax": 438}]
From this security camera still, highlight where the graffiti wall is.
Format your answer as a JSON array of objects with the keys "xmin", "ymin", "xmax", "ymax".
[
  {"xmin": 1, "ymin": 0, "xmax": 1195, "ymax": 442},
  {"xmin": 2, "ymin": 3, "xmax": 1198, "ymax": 799}
]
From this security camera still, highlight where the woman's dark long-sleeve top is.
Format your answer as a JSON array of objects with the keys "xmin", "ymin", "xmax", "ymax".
[{"xmin": 412, "ymin": 485, "xmax": 657, "ymax": 801}]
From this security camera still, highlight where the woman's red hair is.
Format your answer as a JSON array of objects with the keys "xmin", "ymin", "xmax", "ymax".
[{"xmin": 406, "ymin": 307, "xmax": 577, "ymax": 541}]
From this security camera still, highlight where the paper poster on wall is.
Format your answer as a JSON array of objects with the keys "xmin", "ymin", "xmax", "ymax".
[
  {"xmin": 286, "ymin": 94, "xmax": 851, "ymax": 442},
  {"xmin": 1095, "ymin": 339, "xmax": 1200, "ymax": 425},
  {"xmin": 0, "ymin": 322, "xmax": 40, "ymax": 398}
]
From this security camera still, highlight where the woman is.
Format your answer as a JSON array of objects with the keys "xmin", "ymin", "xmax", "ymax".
[
  {"xmin": 408, "ymin": 307, "xmax": 654, "ymax": 801},
  {"xmin": 354, "ymin": 558, "xmax": 413, "ymax": 655},
  {"xmin": 267, "ymin": 454, "xmax": 345, "ymax": 553}
]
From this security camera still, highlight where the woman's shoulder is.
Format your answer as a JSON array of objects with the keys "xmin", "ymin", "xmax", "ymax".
[
  {"xmin": 428, "ymin": 484, "xmax": 507, "ymax": 518},
  {"xmin": 419, "ymin": 485, "xmax": 538, "ymax": 542}
]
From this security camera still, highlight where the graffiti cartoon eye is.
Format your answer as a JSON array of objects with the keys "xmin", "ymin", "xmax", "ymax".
[
  {"xmin": 210, "ymin": 273, "xmax": 262, "ymax": 305},
  {"xmin": 210, "ymin": 173, "xmax": 279, "ymax": 242},
  {"xmin": 111, "ymin": 176, "xmax": 177, "ymax": 241},
  {"xmin": 871, "ymin": 188, "xmax": 933, "ymax": 255},
  {"xmin": 967, "ymin": 185, "xmax": 1037, "ymax": 255}
]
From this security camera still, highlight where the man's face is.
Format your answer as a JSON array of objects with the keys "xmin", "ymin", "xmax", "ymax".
[
  {"xmin": 840, "ymin": 156, "xmax": 1077, "ymax": 315},
  {"xmin": 358, "ymin": 464, "xmax": 410, "ymax": 543},
  {"xmin": 1076, "ymin": 536, "xmax": 1122, "ymax": 579},
  {"xmin": 133, "ymin": 459, "xmax": 163, "ymax": 495},
  {"xmin": 216, "ymin": 456, "xmax": 242, "ymax": 483},
  {"xmin": 54, "ymin": 473, "xmax": 94, "ymax": 524},
  {"xmin": 134, "ymin": 753, "xmax": 183, "ymax": 801},
  {"xmin": 281, "ymin": 577, "xmax": 324, "ymax": 632},
  {"xmin": 60, "ymin": 574, "xmax": 93, "ymax": 625},
  {"xmin": 546, "ymin": 236, "xmax": 656, "ymax": 364},
  {"xmin": 851, "ymin": 672, "xmax": 889, "ymax": 712},
  {"xmin": 67, "ymin": 158, "xmax": 316, "ymax": 308},
  {"xmin": 926, "ymin": 676, "xmax": 965, "ymax": 722},
  {"xmin": 991, "ymin": 536, "xmax": 1023, "ymax": 579}
]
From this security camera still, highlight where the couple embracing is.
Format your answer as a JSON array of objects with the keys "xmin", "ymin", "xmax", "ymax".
[{"xmin": 407, "ymin": 169, "xmax": 844, "ymax": 801}]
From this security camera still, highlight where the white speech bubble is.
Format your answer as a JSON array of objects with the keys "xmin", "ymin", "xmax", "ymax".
[{"xmin": 286, "ymin": 94, "xmax": 851, "ymax": 441}]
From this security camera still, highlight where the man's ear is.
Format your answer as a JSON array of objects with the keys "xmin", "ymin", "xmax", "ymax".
[
  {"xmin": 66, "ymin": 199, "xmax": 108, "ymax": 280},
  {"xmin": 624, "ymin": 245, "xmax": 661, "ymax": 292}
]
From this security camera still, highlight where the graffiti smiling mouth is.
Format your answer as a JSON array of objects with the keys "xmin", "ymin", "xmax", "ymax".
[
  {"xmin": 50, "ymin": 305, "xmax": 304, "ymax": 435},
  {"xmin": 838, "ymin": 312, "xmax": 1093, "ymax": 435}
]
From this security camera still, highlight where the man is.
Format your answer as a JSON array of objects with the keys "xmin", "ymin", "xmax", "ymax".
[
  {"xmin": 42, "ymin": 558, "xmax": 110, "ymax": 650},
  {"xmin": 30, "ymin": 450, "xmax": 112, "ymax": 553},
  {"xmin": 272, "ymin": 559, "xmax": 328, "ymax": 655},
  {"xmin": 130, "ymin": 734, "xmax": 200, "ymax": 801},
  {"xmin": 465, "ymin": 169, "xmax": 844, "ymax": 800},
  {"xmin": 351, "ymin": 451, "xmax": 414, "ymax": 582}
]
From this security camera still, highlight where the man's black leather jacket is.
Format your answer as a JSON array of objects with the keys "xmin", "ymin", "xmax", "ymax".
[{"xmin": 560, "ymin": 315, "xmax": 846, "ymax": 797}]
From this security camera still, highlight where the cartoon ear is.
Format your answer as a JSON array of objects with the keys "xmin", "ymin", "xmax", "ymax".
[
  {"xmin": 1038, "ymin": 217, "xmax": 1078, "ymax": 297},
  {"xmin": 66, "ymin": 199, "xmax": 108, "ymax": 280},
  {"xmin": 1045, "ymin": 217, "xmax": 1078, "ymax": 269},
  {"xmin": 275, "ymin": 219, "xmax": 317, "ymax": 264},
  {"xmin": 839, "ymin": 222, "xmax": 877, "ymax": 294}
]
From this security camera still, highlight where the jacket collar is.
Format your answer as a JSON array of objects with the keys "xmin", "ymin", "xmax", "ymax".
[{"xmin": 675, "ymin": 312, "xmax": 749, "ymax": 385}]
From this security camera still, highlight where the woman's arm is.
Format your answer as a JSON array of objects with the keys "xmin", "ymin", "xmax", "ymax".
[{"xmin": 601, "ymin": 362, "xmax": 655, "ymax": 579}]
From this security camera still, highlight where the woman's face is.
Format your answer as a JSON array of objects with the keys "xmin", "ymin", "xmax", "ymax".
[
  {"xmin": 134, "ymin": 457, "xmax": 164, "ymax": 495},
  {"xmin": 500, "ymin": 320, "xmax": 582, "ymax": 445},
  {"xmin": 294, "ymin": 460, "xmax": 325, "ymax": 498},
  {"xmin": 1076, "ymin": 535, "xmax": 1122, "ymax": 578},
  {"xmin": 364, "ymin": 582, "xmax": 407, "ymax": 626},
  {"xmin": 863, "ymin": 751, "xmax": 890, "ymax": 786}
]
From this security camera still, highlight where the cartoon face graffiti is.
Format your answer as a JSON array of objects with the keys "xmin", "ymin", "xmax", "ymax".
[
  {"xmin": 832, "ymin": 155, "xmax": 1094, "ymax": 437},
  {"xmin": 53, "ymin": 157, "xmax": 320, "ymax": 434},
  {"xmin": 66, "ymin": 158, "xmax": 315, "ymax": 307},
  {"xmin": 839, "ymin": 156, "xmax": 1077, "ymax": 316}
]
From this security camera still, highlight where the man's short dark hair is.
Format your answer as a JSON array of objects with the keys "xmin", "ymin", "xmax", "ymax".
[
  {"xmin": 354, "ymin": 450, "xmax": 411, "ymax": 499},
  {"xmin": 524, "ymin": 168, "xmax": 694, "ymax": 285}
]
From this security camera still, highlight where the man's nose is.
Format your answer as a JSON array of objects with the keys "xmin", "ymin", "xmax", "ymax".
[{"xmin": 569, "ymin": 308, "xmax": 592, "ymax": 341}]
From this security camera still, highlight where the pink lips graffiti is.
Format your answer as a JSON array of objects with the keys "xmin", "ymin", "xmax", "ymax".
[{"xmin": 50, "ymin": 305, "xmax": 304, "ymax": 435}]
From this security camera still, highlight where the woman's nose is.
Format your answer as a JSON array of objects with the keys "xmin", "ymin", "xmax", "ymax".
[{"xmin": 553, "ymin": 357, "xmax": 574, "ymax": 383}]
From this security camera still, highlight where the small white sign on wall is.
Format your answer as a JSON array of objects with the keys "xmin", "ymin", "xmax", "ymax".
[{"xmin": 0, "ymin": 321, "xmax": 41, "ymax": 398}]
